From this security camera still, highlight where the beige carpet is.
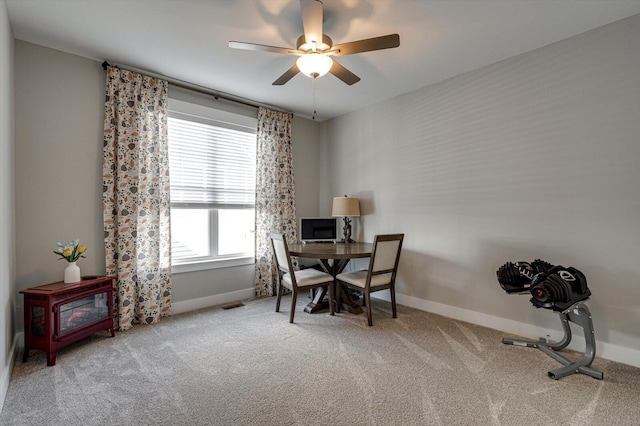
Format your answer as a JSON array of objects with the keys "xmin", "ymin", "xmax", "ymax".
[{"xmin": 2, "ymin": 296, "xmax": 639, "ymax": 425}]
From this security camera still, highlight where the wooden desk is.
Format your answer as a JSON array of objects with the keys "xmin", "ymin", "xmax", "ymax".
[{"xmin": 288, "ymin": 242, "xmax": 372, "ymax": 314}]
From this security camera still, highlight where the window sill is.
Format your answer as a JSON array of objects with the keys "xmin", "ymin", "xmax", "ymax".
[{"xmin": 172, "ymin": 256, "xmax": 255, "ymax": 274}]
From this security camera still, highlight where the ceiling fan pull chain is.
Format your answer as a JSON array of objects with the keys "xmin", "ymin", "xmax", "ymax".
[{"xmin": 312, "ymin": 77, "xmax": 317, "ymax": 121}]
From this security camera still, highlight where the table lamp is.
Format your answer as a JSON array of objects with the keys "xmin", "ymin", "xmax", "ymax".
[{"xmin": 332, "ymin": 196, "xmax": 360, "ymax": 243}]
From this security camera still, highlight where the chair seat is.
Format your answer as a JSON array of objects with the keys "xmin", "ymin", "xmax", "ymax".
[
  {"xmin": 336, "ymin": 270, "xmax": 392, "ymax": 288},
  {"xmin": 282, "ymin": 268, "xmax": 333, "ymax": 289}
]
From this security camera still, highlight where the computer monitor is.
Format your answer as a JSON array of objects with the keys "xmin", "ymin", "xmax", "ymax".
[{"xmin": 299, "ymin": 217, "xmax": 338, "ymax": 242}]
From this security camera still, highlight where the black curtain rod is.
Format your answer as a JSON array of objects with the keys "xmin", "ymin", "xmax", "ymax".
[{"xmin": 101, "ymin": 61, "xmax": 291, "ymax": 114}]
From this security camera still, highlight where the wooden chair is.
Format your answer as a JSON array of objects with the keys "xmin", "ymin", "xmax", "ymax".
[
  {"xmin": 336, "ymin": 234, "xmax": 404, "ymax": 326},
  {"xmin": 270, "ymin": 233, "xmax": 335, "ymax": 323}
]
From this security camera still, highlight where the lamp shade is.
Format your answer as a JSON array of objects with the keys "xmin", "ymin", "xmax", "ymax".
[
  {"xmin": 332, "ymin": 197, "xmax": 360, "ymax": 217},
  {"xmin": 296, "ymin": 53, "xmax": 333, "ymax": 78}
]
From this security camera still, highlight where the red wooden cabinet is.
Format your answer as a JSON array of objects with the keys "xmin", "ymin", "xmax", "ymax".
[{"xmin": 21, "ymin": 276, "xmax": 115, "ymax": 366}]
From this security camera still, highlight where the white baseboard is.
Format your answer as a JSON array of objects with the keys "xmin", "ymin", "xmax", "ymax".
[
  {"xmin": 373, "ymin": 292, "xmax": 640, "ymax": 369},
  {"xmin": 171, "ymin": 287, "xmax": 256, "ymax": 315},
  {"xmin": 0, "ymin": 332, "xmax": 22, "ymax": 415}
]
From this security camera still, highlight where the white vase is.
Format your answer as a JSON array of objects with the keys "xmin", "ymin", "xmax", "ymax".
[{"xmin": 64, "ymin": 261, "xmax": 81, "ymax": 283}]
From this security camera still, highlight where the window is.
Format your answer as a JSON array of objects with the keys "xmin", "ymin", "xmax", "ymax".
[{"xmin": 168, "ymin": 99, "xmax": 257, "ymax": 271}]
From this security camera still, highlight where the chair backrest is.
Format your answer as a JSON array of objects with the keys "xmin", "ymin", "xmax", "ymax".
[
  {"xmin": 369, "ymin": 234, "xmax": 404, "ymax": 277},
  {"xmin": 270, "ymin": 232, "xmax": 293, "ymax": 274}
]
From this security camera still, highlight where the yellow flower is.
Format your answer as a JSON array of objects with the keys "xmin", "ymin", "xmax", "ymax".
[{"xmin": 54, "ymin": 239, "xmax": 87, "ymax": 262}]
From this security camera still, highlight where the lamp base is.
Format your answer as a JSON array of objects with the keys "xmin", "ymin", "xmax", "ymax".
[
  {"xmin": 339, "ymin": 238, "xmax": 356, "ymax": 244},
  {"xmin": 341, "ymin": 216, "xmax": 355, "ymax": 244}
]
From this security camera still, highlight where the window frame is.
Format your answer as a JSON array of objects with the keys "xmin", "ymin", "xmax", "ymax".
[{"xmin": 168, "ymin": 99, "xmax": 257, "ymax": 273}]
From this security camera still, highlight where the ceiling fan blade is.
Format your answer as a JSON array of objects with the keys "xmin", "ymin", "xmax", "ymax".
[
  {"xmin": 273, "ymin": 64, "xmax": 300, "ymax": 85},
  {"xmin": 229, "ymin": 41, "xmax": 298, "ymax": 55},
  {"xmin": 333, "ymin": 34, "xmax": 400, "ymax": 56},
  {"xmin": 329, "ymin": 60, "xmax": 360, "ymax": 85},
  {"xmin": 300, "ymin": 0, "xmax": 323, "ymax": 46}
]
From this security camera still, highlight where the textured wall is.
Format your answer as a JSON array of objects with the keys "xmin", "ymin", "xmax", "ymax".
[{"xmin": 320, "ymin": 15, "xmax": 640, "ymax": 363}]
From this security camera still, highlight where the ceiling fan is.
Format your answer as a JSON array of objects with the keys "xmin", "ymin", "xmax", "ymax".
[{"xmin": 229, "ymin": 0, "xmax": 400, "ymax": 86}]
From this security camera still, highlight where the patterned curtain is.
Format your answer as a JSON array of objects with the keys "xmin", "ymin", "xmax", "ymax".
[
  {"xmin": 103, "ymin": 66, "xmax": 172, "ymax": 331},
  {"xmin": 255, "ymin": 107, "xmax": 297, "ymax": 297}
]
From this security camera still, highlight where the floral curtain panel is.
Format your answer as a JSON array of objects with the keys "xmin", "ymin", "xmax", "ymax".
[
  {"xmin": 103, "ymin": 66, "xmax": 172, "ymax": 331},
  {"xmin": 255, "ymin": 107, "xmax": 297, "ymax": 297}
]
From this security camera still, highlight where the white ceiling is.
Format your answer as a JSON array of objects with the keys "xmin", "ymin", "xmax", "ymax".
[{"xmin": 6, "ymin": 0, "xmax": 640, "ymax": 121}]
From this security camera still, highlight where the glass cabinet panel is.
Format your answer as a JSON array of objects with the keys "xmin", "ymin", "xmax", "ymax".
[
  {"xmin": 31, "ymin": 306, "xmax": 45, "ymax": 337},
  {"xmin": 59, "ymin": 291, "xmax": 110, "ymax": 335}
]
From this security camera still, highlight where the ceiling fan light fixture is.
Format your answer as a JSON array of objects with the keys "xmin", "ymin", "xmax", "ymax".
[
  {"xmin": 296, "ymin": 34, "xmax": 333, "ymax": 52},
  {"xmin": 296, "ymin": 53, "xmax": 333, "ymax": 78}
]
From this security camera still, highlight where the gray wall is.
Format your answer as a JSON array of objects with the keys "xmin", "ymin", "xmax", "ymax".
[
  {"xmin": 0, "ymin": 0, "xmax": 15, "ymax": 410},
  {"xmin": 13, "ymin": 41, "xmax": 322, "ymax": 326},
  {"xmin": 320, "ymin": 15, "xmax": 640, "ymax": 365},
  {"xmin": 14, "ymin": 42, "xmax": 106, "ymax": 333},
  {"xmin": 292, "ymin": 115, "xmax": 321, "ymax": 219}
]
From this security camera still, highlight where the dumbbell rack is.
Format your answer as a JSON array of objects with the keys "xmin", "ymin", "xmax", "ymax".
[{"xmin": 502, "ymin": 301, "xmax": 603, "ymax": 380}]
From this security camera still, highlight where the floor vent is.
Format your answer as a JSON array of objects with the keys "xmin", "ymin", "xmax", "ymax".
[{"xmin": 222, "ymin": 302, "xmax": 245, "ymax": 310}]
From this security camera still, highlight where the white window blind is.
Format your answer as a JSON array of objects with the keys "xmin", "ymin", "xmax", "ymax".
[{"xmin": 168, "ymin": 115, "xmax": 256, "ymax": 209}]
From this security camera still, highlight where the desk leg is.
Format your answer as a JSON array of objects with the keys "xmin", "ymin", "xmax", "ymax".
[
  {"xmin": 304, "ymin": 287, "xmax": 329, "ymax": 313},
  {"xmin": 303, "ymin": 258, "xmax": 363, "ymax": 315},
  {"xmin": 336, "ymin": 284, "xmax": 363, "ymax": 315}
]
